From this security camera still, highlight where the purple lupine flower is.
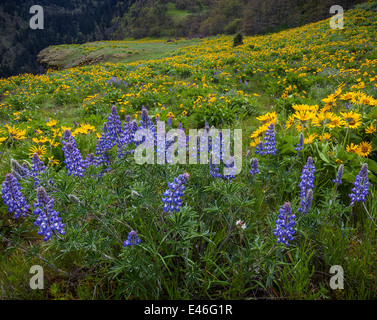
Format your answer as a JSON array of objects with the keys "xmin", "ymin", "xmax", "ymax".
[
  {"xmin": 298, "ymin": 156, "xmax": 315, "ymax": 214},
  {"xmin": 167, "ymin": 116, "xmax": 173, "ymax": 127},
  {"xmin": 138, "ymin": 107, "xmax": 157, "ymax": 149},
  {"xmin": 210, "ymin": 163, "xmax": 222, "ymax": 178},
  {"xmin": 140, "ymin": 106, "xmax": 149, "ymax": 126},
  {"xmin": 222, "ymin": 161, "xmax": 237, "ymax": 182},
  {"xmin": 162, "ymin": 173, "xmax": 190, "ymax": 212},
  {"xmin": 30, "ymin": 153, "xmax": 46, "ymax": 187},
  {"xmin": 123, "ymin": 230, "xmax": 141, "ymax": 247},
  {"xmin": 299, "ymin": 156, "xmax": 315, "ymax": 199},
  {"xmin": 11, "ymin": 159, "xmax": 29, "ymax": 180},
  {"xmin": 117, "ymin": 116, "xmax": 133, "ymax": 158},
  {"xmin": 295, "ymin": 132, "xmax": 304, "ymax": 154},
  {"xmin": 84, "ymin": 153, "xmax": 97, "ymax": 167},
  {"xmin": 255, "ymin": 141, "xmax": 263, "ymax": 155},
  {"xmin": 2, "ymin": 173, "xmax": 30, "ymax": 219},
  {"xmin": 95, "ymin": 123, "xmax": 111, "ymax": 165},
  {"xmin": 62, "ymin": 129, "xmax": 78, "ymax": 148},
  {"xmin": 107, "ymin": 105, "xmax": 123, "ymax": 149},
  {"xmin": 209, "ymin": 152, "xmax": 223, "ymax": 178},
  {"xmin": 62, "ymin": 142, "xmax": 85, "ymax": 177},
  {"xmin": 33, "ymin": 186, "xmax": 65, "ymax": 241},
  {"xmin": 30, "ymin": 153, "xmax": 46, "ymax": 177},
  {"xmin": 333, "ymin": 164, "xmax": 344, "ymax": 185},
  {"xmin": 273, "ymin": 202, "xmax": 296, "ymax": 246},
  {"xmin": 299, "ymin": 189, "xmax": 313, "ymax": 215},
  {"xmin": 204, "ymin": 120, "xmax": 209, "ymax": 132},
  {"xmin": 260, "ymin": 123, "xmax": 277, "ymax": 156},
  {"xmin": 249, "ymin": 157, "xmax": 260, "ymax": 177},
  {"xmin": 349, "ymin": 163, "xmax": 369, "ymax": 206}
]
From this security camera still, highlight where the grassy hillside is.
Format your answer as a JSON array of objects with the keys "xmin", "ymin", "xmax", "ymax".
[
  {"xmin": 1, "ymin": 1, "xmax": 377, "ymax": 300},
  {"xmin": 37, "ymin": 38, "xmax": 199, "ymax": 70}
]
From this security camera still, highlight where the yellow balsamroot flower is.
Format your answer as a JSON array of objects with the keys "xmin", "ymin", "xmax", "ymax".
[
  {"xmin": 29, "ymin": 145, "xmax": 47, "ymax": 158},
  {"xmin": 249, "ymin": 125, "xmax": 268, "ymax": 139},
  {"xmin": 61, "ymin": 126, "xmax": 72, "ymax": 133},
  {"xmin": 319, "ymin": 133, "xmax": 331, "ymax": 142},
  {"xmin": 33, "ymin": 136, "xmax": 48, "ymax": 144},
  {"xmin": 365, "ymin": 124, "xmax": 376, "ymax": 134},
  {"xmin": 327, "ymin": 115, "xmax": 346, "ymax": 128},
  {"xmin": 51, "ymin": 128, "xmax": 62, "ymax": 138},
  {"xmin": 166, "ymin": 112, "xmax": 175, "ymax": 119},
  {"xmin": 182, "ymin": 110, "xmax": 187, "ymax": 116},
  {"xmin": 322, "ymin": 94, "xmax": 337, "ymax": 108},
  {"xmin": 333, "ymin": 86, "xmax": 343, "ymax": 97},
  {"xmin": 312, "ymin": 112, "xmax": 333, "ymax": 127},
  {"xmin": 46, "ymin": 119, "xmax": 57, "ymax": 127},
  {"xmin": 285, "ymin": 114, "xmax": 295, "ymax": 129},
  {"xmin": 48, "ymin": 139, "xmax": 60, "ymax": 147},
  {"xmin": 250, "ymin": 137, "xmax": 262, "ymax": 147},
  {"xmin": 292, "ymin": 104, "xmax": 318, "ymax": 112},
  {"xmin": 346, "ymin": 143, "xmax": 361, "ymax": 154},
  {"xmin": 256, "ymin": 112, "xmax": 277, "ymax": 125},
  {"xmin": 340, "ymin": 111, "xmax": 362, "ymax": 129},
  {"xmin": 304, "ymin": 133, "xmax": 318, "ymax": 144},
  {"xmin": 72, "ymin": 123, "xmax": 96, "ymax": 136},
  {"xmin": 5, "ymin": 125, "xmax": 26, "ymax": 140},
  {"xmin": 356, "ymin": 141, "xmax": 372, "ymax": 157},
  {"xmin": 359, "ymin": 94, "xmax": 377, "ymax": 106},
  {"xmin": 0, "ymin": 136, "xmax": 8, "ymax": 145},
  {"xmin": 339, "ymin": 92, "xmax": 354, "ymax": 101},
  {"xmin": 48, "ymin": 156, "xmax": 60, "ymax": 167},
  {"xmin": 293, "ymin": 110, "xmax": 315, "ymax": 127}
]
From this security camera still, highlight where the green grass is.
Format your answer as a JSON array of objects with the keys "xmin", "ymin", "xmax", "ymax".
[{"xmin": 38, "ymin": 39, "xmax": 200, "ymax": 70}]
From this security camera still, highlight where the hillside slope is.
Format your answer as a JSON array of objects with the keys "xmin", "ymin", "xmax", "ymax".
[
  {"xmin": 0, "ymin": 1, "xmax": 377, "ymax": 300},
  {"xmin": 0, "ymin": 0, "xmax": 365, "ymax": 77}
]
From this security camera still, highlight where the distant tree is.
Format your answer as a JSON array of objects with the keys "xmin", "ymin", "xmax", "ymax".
[{"xmin": 233, "ymin": 32, "xmax": 243, "ymax": 47}]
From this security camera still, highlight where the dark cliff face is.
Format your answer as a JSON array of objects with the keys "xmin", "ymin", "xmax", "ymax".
[{"xmin": 0, "ymin": 0, "xmax": 136, "ymax": 78}]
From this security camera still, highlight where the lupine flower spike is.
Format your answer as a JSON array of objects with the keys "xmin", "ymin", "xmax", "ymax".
[
  {"xmin": 349, "ymin": 163, "xmax": 369, "ymax": 206},
  {"xmin": 298, "ymin": 156, "xmax": 315, "ymax": 215},
  {"xmin": 162, "ymin": 173, "xmax": 190, "ymax": 212},
  {"xmin": 261, "ymin": 123, "xmax": 277, "ymax": 156},
  {"xmin": 333, "ymin": 164, "xmax": 344, "ymax": 197},
  {"xmin": 33, "ymin": 186, "xmax": 65, "ymax": 241},
  {"xmin": 10, "ymin": 159, "xmax": 29, "ymax": 180},
  {"xmin": 123, "ymin": 230, "xmax": 141, "ymax": 247},
  {"xmin": 2, "ymin": 173, "xmax": 30, "ymax": 219},
  {"xmin": 249, "ymin": 157, "xmax": 260, "ymax": 178},
  {"xmin": 30, "ymin": 153, "xmax": 46, "ymax": 187},
  {"xmin": 63, "ymin": 142, "xmax": 86, "ymax": 177},
  {"xmin": 295, "ymin": 132, "xmax": 304, "ymax": 155},
  {"xmin": 273, "ymin": 202, "xmax": 296, "ymax": 246}
]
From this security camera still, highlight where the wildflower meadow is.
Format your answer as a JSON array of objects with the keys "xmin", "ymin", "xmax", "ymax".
[{"xmin": 1, "ymin": 1, "xmax": 377, "ymax": 300}]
